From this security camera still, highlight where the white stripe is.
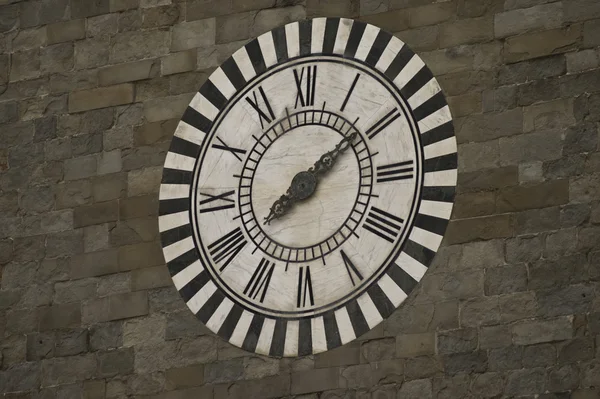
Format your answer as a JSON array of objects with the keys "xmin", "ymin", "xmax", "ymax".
[
  {"xmin": 283, "ymin": 320, "xmax": 298, "ymax": 357},
  {"xmin": 189, "ymin": 93, "xmax": 219, "ymax": 122},
  {"xmin": 255, "ymin": 318, "xmax": 276, "ymax": 356},
  {"xmin": 424, "ymin": 170, "xmax": 457, "ymax": 186},
  {"xmin": 206, "ymin": 297, "xmax": 234, "ymax": 332},
  {"xmin": 163, "ymin": 152, "xmax": 195, "ymax": 172},
  {"xmin": 158, "ymin": 211, "xmax": 188, "ymax": 232},
  {"xmin": 419, "ymin": 200, "xmax": 453, "ymax": 220},
  {"xmin": 229, "ymin": 310, "xmax": 254, "ymax": 348},
  {"xmin": 356, "ymin": 293, "xmax": 383, "ymax": 329},
  {"xmin": 311, "ymin": 316, "xmax": 327, "ymax": 354},
  {"xmin": 354, "ymin": 24, "xmax": 379, "ymax": 61},
  {"xmin": 187, "ymin": 280, "xmax": 217, "ymax": 314},
  {"xmin": 311, "ymin": 17, "xmax": 326, "ymax": 53},
  {"xmin": 375, "ymin": 36, "xmax": 404, "ymax": 73},
  {"xmin": 418, "ymin": 105, "xmax": 453, "ymax": 133},
  {"xmin": 393, "ymin": 55, "xmax": 424, "ymax": 94},
  {"xmin": 172, "ymin": 260, "xmax": 203, "ymax": 290},
  {"xmin": 174, "ymin": 121, "xmax": 206, "ymax": 144},
  {"xmin": 378, "ymin": 273, "xmax": 407, "ymax": 306},
  {"xmin": 396, "ymin": 251, "xmax": 428, "ymax": 281},
  {"xmin": 258, "ymin": 32, "xmax": 277, "ymax": 68},
  {"xmin": 159, "ymin": 184, "xmax": 190, "ymax": 200},
  {"xmin": 232, "ymin": 47, "xmax": 256, "ymax": 82},
  {"xmin": 333, "ymin": 18, "xmax": 353, "ymax": 54},
  {"xmin": 411, "ymin": 226, "xmax": 443, "ymax": 252},
  {"xmin": 408, "ymin": 77, "xmax": 441, "ymax": 110},
  {"xmin": 209, "ymin": 67, "xmax": 236, "ymax": 100},
  {"xmin": 424, "ymin": 136, "xmax": 457, "ymax": 160},
  {"xmin": 285, "ymin": 22, "xmax": 300, "ymax": 58},
  {"xmin": 334, "ymin": 307, "xmax": 356, "ymax": 345},
  {"xmin": 162, "ymin": 236, "xmax": 194, "ymax": 263}
]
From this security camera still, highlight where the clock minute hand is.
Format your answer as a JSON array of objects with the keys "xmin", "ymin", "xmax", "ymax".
[{"xmin": 263, "ymin": 132, "xmax": 358, "ymax": 225}]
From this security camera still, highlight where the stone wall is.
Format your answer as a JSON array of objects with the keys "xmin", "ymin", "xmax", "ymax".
[{"xmin": 0, "ymin": 0, "xmax": 600, "ymax": 397}]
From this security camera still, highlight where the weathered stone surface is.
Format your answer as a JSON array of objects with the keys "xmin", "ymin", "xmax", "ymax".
[
  {"xmin": 172, "ymin": 19, "xmax": 216, "ymax": 52},
  {"xmin": 69, "ymin": 84, "xmax": 134, "ymax": 113},
  {"xmin": 512, "ymin": 317, "xmax": 573, "ymax": 345},
  {"xmin": 445, "ymin": 214, "xmax": 513, "ymax": 245},
  {"xmin": 291, "ymin": 367, "xmax": 340, "ymax": 395},
  {"xmin": 437, "ymin": 329, "xmax": 477, "ymax": 354},
  {"xmin": 505, "ymin": 368, "xmax": 546, "ymax": 396},
  {"xmin": 485, "ymin": 264, "xmax": 527, "ymax": 295},
  {"xmin": 74, "ymin": 201, "xmax": 119, "ymax": 228},
  {"xmin": 442, "ymin": 351, "xmax": 487, "ymax": 375},
  {"xmin": 470, "ymin": 372, "xmax": 503, "ymax": 398},
  {"xmin": 396, "ymin": 333, "xmax": 434, "ymax": 358},
  {"xmin": 82, "ymin": 291, "xmax": 148, "ymax": 324},
  {"xmin": 98, "ymin": 347, "xmax": 134, "ymax": 377},
  {"xmin": 479, "ymin": 325, "xmax": 511, "ymax": 350},
  {"xmin": 505, "ymin": 25, "xmax": 582, "ymax": 63},
  {"xmin": 41, "ymin": 354, "xmax": 96, "ymax": 386},
  {"xmin": 111, "ymin": 30, "xmax": 170, "ymax": 63},
  {"xmin": 398, "ymin": 378, "xmax": 432, "ymax": 399},
  {"xmin": 499, "ymin": 292, "xmax": 537, "ymax": 323},
  {"xmin": 494, "ymin": 2, "xmax": 563, "ymax": 38},
  {"xmin": 98, "ymin": 60, "xmax": 155, "ymax": 86}
]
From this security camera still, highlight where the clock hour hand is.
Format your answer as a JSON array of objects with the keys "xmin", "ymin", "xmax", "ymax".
[{"xmin": 264, "ymin": 132, "xmax": 358, "ymax": 225}]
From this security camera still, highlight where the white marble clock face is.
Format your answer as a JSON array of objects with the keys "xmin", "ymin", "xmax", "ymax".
[{"xmin": 159, "ymin": 18, "xmax": 457, "ymax": 357}]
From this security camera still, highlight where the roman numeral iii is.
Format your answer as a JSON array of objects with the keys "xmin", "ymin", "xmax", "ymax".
[
  {"xmin": 377, "ymin": 160, "xmax": 414, "ymax": 183},
  {"xmin": 297, "ymin": 266, "xmax": 314, "ymax": 308},
  {"xmin": 246, "ymin": 86, "xmax": 275, "ymax": 129},
  {"xmin": 208, "ymin": 227, "xmax": 247, "ymax": 271},
  {"xmin": 198, "ymin": 190, "xmax": 235, "ymax": 213},
  {"xmin": 363, "ymin": 207, "xmax": 404, "ymax": 243},
  {"xmin": 366, "ymin": 108, "xmax": 401, "ymax": 140},
  {"xmin": 293, "ymin": 65, "xmax": 317, "ymax": 108},
  {"xmin": 244, "ymin": 258, "xmax": 275, "ymax": 303}
]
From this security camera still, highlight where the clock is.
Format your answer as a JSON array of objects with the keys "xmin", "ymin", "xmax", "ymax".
[{"xmin": 158, "ymin": 17, "xmax": 457, "ymax": 357}]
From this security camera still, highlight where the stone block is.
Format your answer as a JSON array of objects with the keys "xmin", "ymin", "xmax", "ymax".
[
  {"xmin": 440, "ymin": 16, "xmax": 493, "ymax": 48},
  {"xmin": 536, "ymin": 283, "xmax": 594, "ymax": 317},
  {"xmin": 90, "ymin": 321, "xmax": 123, "ymax": 350},
  {"xmin": 306, "ymin": 0, "xmax": 358, "ymax": 17},
  {"xmin": 567, "ymin": 48, "xmax": 600, "ymax": 73},
  {"xmin": 405, "ymin": 355, "xmax": 442, "ymax": 380},
  {"xmin": 56, "ymin": 180, "xmax": 92, "ymax": 209},
  {"xmin": 460, "ymin": 239, "xmax": 504, "ymax": 269},
  {"xmin": 0, "ymin": 3, "xmax": 18, "ymax": 33},
  {"xmin": 99, "ymin": 60, "xmax": 155, "ymax": 87},
  {"xmin": 10, "ymin": 49, "xmax": 40, "ymax": 82},
  {"xmin": 396, "ymin": 333, "xmax": 434, "ymax": 358},
  {"xmin": 134, "ymin": 119, "xmax": 178, "ymax": 146},
  {"xmin": 529, "ymin": 254, "xmax": 587, "ymax": 290},
  {"xmin": 0, "ymin": 362, "xmax": 40, "ymax": 392},
  {"xmin": 128, "ymin": 166, "xmax": 162, "ymax": 196},
  {"xmin": 92, "ymin": 173, "xmax": 127, "ymax": 203},
  {"xmin": 522, "ymin": 343, "xmax": 556, "ymax": 368},
  {"xmin": 143, "ymin": 93, "xmax": 194, "ymax": 122},
  {"xmin": 499, "ymin": 291, "xmax": 536, "ymax": 323},
  {"xmin": 120, "ymin": 194, "xmax": 159, "ymax": 219},
  {"xmin": 519, "ymin": 161, "xmax": 543, "ymax": 183},
  {"xmin": 485, "ymin": 264, "xmax": 527, "ymax": 295},
  {"xmin": 445, "ymin": 214, "xmax": 513, "ymax": 245},
  {"xmin": 171, "ymin": 19, "xmax": 216, "ymax": 52},
  {"xmin": 544, "ymin": 228, "xmax": 577, "ymax": 258},
  {"xmin": 494, "ymin": 2, "xmax": 563, "ymax": 38},
  {"xmin": 499, "ymin": 55, "xmax": 566, "ymax": 86},
  {"xmin": 470, "ymin": 372, "xmax": 503, "ymax": 397},
  {"xmin": 515, "ymin": 206, "xmax": 560, "ymax": 234},
  {"xmin": 142, "ymin": 4, "xmax": 181, "ymax": 28},
  {"xmin": 479, "ymin": 325, "xmax": 511, "ymax": 350},
  {"xmin": 360, "ymin": 9, "xmax": 410, "ymax": 33},
  {"xmin": 452, "ymin": 191, "xmax": 495, "ymax": 218},
  {"xmin": 442, "ymin": 351, "xmax": 487, "ymax": 375},
  {"xmin": 39, "ymin": 302, "xmax": 81, "ymax": 330},
  {"xmin": 41, "ymin": 354, "xmax": 96, "ymax": 386},
  {"xmin": 548, "ymin": 364, "xmax": 580, "ymax": 392},
  {"xmin": 72, "ymin": 133, "xmax": 103, "ymax": 157},
  {"xmin": 98, "ymin": 347, "xmax": 134, "ymax": 378},
  {"xmin": 27, "ymin": 331, "xmax": 56, "ymax": 361},
  {"xmin": 436, "ymin": 329, "xmax": 477, "ymax": 354},
  {"xmin": 118, "ymin": 241, "xmax": 164, "ymax": 270},
  {"xmin": 458, "ymin": 166, "xmax": 518, "ymax": 193},
  {"xmin": 398, "ymin": 378, "xmax": 432, "ymax": 399},
  {"xmin": 570, "ymin": 173, "xmax": 600, "ymax": 203},
  {"xmin": 583, "ymin": 19, "xmax": 600, "ymax": 48},
  {"xmin": 215, "ymin": 11, "xmax": 256, "ymax": 44},
  {"xmin": 524, "ymin": 98, "xmax": 575, "ymax": 132},
  {"xmin": 497, "ymin": 180, "xmax": 569, "ymax": 213},
  {"xmin": 215, "ymin": 375, "xmax": 289, "ymax": 399},
  {"xmin": 131, "ymin": 265, "xmax": 171, "ymax": 291},
  {"xmin": 123, "ymin": 313, "xmax": 165, "ymax": 347},
  {"xmin": 40, "ymin": 42, "xmax": 73, "ymax": 74},
  {"xmin": 560, "ymin": 69, "xmax": 600, "ymax": 97},
  {"xmin": 447, "ymin": 91, "xmax": 481, "ymax": 118},
  {"xmin": 97, "ymin": 272, "xmax": 131, "ymax": 297},
  {"xmin": 505, "ymin": 25, "xmax": 582, "ymax": 63},
  {"xmin": 517, "ymin": 78, "xmax": 560, "ymax": 107},
  {"xmin": 457, "ymin": 140, "xmax": 500, "ymax": 173},
  {"xmin": 291, "ymin": 367, "xmax": 340, "ymax": 395},
  {"xmin": 111, "ymin": 29, "xmax": 170, "ymax": 63},
  {"xmin": 71, "ymin": 0, "xmax": 110, "ymax": 18},
  {"xmin": 460, "ymin": 297, "xmax": 501, "ymax": 327},
  {"xmin": 83, "ymin": 291, "xmax": 148, "ymax": 324},
  {"xmin": 431, "ymin": 373, "xmax": 469, "ymax": 399},
  {"xmin": 69, "ymin": 84, "xmax": 134, "ymax": 113},
  {"xmin": 205, "ymin": 358, "xmax": 245, "ymax": 384},
  {"xmin": 165, "ymin": 364, "xmax": 204, "ymax": 389},
  {"xmin": 84, "ymin": 380, "xmax": 106, "ymax": 399},
  {"xmin": 74, "ymin": 200, "xmax": 119, "ymax": 228},
  {"xmin": 55, "ymin": 328, "xmax": 88, "ymax": 357},
  {"xmin": 512, "ymin": 317, "xmax": 573, "ymax": 345},
  {"xmin": 499, "ymin": 130, "xmax": 563, "ymax": 166},
  {"xmin": 104, "ymin": 127, "xmax": 134, "ymax": 151},
  {"xmin": 161, "ymin": 50, "xmax": 196, "ymax": 76},
  {"xmin": 456, "ymin": 108, "xmax": 522, "ymax": 144},
  {"xmin": 488, "ymin": 346, "xmax": 522, "ymax": 371},
  {"xmin": 505, "ymin": 368, "xmax": 546, "ymax": 396},
  {"xmin": 97, "ymin": 150, "xmax": 123, "ymax": 175},
  {"xmin": 75, "ymin": 38, "xmax": 110, "ymax": 69},
  {"xmin": 165, "ymin": 310, "xmax": 209, "ymax": 340},
  {"xmin": 558, "ymin": 337, "xmax": 594, "ymax": 364},
  {"xmin": 84, "ymin": 224, "xmax": 109, "ymax": 253}
]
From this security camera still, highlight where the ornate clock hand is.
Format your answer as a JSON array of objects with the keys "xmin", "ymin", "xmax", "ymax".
[{"xmin": 264, "ymin": 132, "xmax": 358, "ymax": 225}]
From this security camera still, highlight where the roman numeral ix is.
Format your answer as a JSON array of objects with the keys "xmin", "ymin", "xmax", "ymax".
[
  {"xmin": 246, "ymin": 86, "xmax": 275, "ymax": 129},
  {"xmin": 243, "ymin": 258, "xmax": 275, "ymax": 303},
  {"xmin": 212, "ymin": 137, "xmax": 246, "ymax": 162},
  {"xmin": 377, "ymin": 160, "xmax": 414, "ymax": 183},
  {"xmin": 294, "ymin": 65, "xmax": 317, "ymax": 108},
  {"xmin": 366, "ymin": 108, "xmax": 401, "ymax": 140},
  {"xmin": 340, "ymin": 250, "xmax": 363, "ymax": 286},
  {"xmin": 297, "ymin": 266, "xmax": 314, "ymax": 308},
  {"xmin": 208, "ymin": 227, "xmax": 247, "ymax": 271},
  {"xmin": 363, "ymin": 207, "xmax": 404, "ymax": 243},
  {"xmin": 198, "ymin": 190, "xmax": 235, "ymax": 213}
]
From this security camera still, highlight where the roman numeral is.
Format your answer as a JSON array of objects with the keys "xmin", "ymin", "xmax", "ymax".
[
  {"xmin": 208, "ymin": 227, "xmax": 247, "ymax": 271},
  {"xmin": 198, "ymin": 190, "xmax": 235, "ymax": 213},
  {"xmin": 363, "ymin": 207, "xmax": 404, "ymax": 243},
  {"xmin": 366, "ymin": 108, "xmax": 401, "ymax": 140},
  {"xmin": 340, "ymin": 250, "xmax": 363, "ymax": 286},
  {"xmin": 243, "ymin": 258, "xmax": 275, "ymax": 303},
  {"xmin": 297, "ymin": 266, "xmax": 314, "ymax": 308},
  {"xmin": 340, "ymin": 73, "xmax": 360, "ymax": 112},
  {"xmin": 245, "ymin": 86, "xmax": 275, "ymax": 129},
  {"xmin": 293, "ymin": 65, "xmax": 317, "ymax": 108},
  {"xmin": 377, "ymin": 160, "xmax": 414, "ymax": 183},
  {"xmin": 212, "ymin": 137, "xmax": 246, "ymax": 162}
]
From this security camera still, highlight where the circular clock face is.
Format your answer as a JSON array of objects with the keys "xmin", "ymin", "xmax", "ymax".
[{"xmin": 159, "ymin": 18, "xmax": 457, "ymax": 357}]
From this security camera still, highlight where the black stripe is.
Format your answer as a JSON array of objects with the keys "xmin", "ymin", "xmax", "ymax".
[
  {"xmin": 269, "ymin": 319, "xmax": 287, "ymax": 357},
  {"xmin": 162, "ymin": 168, "xmax": 193, "ymax": 185},
  {"xmin": 346, "ymin": 300, "xmax": 369, "ymax": 339},
  {"xmin": 421, "ymin": 121, "xmax": 455, "ymax": 147},
  {"xmin": 421, "ymin": 186, "xmax": 456, "ymax": 203},
  {"xmin": 298, "ymin": 318, "xmax": 312, "ymax": 356},
  {"xmin": 169, "ymin": 135, "xmax": 201, "ymax": 158},
  {"xmin": 196, "ymin": 290, "xmax": 225, "ymax": 324},
  {"xmin": 199, "ymin": 79, "xmax": 227, "ymax": 111},
  {"xmin": 160, "ymin": 224, "xmax": 192, "ymax": 247},
  {"xmin": 368, "ymin": 283, "xmax": 395, "ymax": 319},
  {"xmin": 365, "ymin": 30, "xmax": 391, "ymax": 67},
  {"xmin": 403, "ymin": 239, "xmax": 436, "ymax": 267},
  {"xmin": 323, "ymin": 310, "xmax": 341, "ymax": 350},
  {"xmin": 400, "ymin": 67, "xmax": 434, "ymax": 101},
  {"xmin": 413, "ymin": 91, "xmax": 448, "ymax": 122},
  {"xmin": 344, "ymin": 21, "xmax": 366, "ymax": 58},
  {"xmin": 181, "ymin": 106, "xmax": 212, "ymax": 134},
  {"xmin": 387, "ymin": 263, "xmax": 418, "ymax": 295},
  {"xmin": 414, "ymin": 213, "xmax": 449, "ymax": 237},
  {"xmin": 167, "ymin": 248, "xmax": 198, "ymax": 277},
  {"xmin": 217, "ymin": 304, "xmax": 243, "ymax": 341},
  {"xmin": 179, "ymin": 269, "xmax": 210, "ymax": 302},
  {"xmin": 298, "ymin": 19, "xmax": 312, "ymax": 56},
  {"xmin": 384, "ymin": 45, "xmax": 414, "ymax": 81},
  {"xmin": 424, "ymin": 153, "xmax": 457, "ymax": 173},
  {"xmin": 159, "ymin": 198, "xmax": 189, "ymax": 216},
  {"xmin": 322, "ymin": 18, "xmax": 340, "ymax": 54},
  {"xmin": 272, "ymin": 26, "xmax": 288, "ymax": 63},
  {"xmin": 242, "ymin": 314, "xmax": 264, "ymax": 353},
  {"xmin": 246, "ymin": 39, "xmax": 267, "ymax": 76},
  {"xmin": 221, "ymin": 57, "xmax": 246, "ymax": 91}
]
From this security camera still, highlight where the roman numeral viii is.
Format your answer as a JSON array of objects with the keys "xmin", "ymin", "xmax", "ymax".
[
  {"xmin": 246, "ymin": 86, "xmax": 275, "ymax": 129},
  {"xmin": 208, "ymin": 227, "xmax": 247, "ymax": 271},
  {"xmin": 294, "ymin": 65, "xmax": 317, "ymax": 108},
  {"xmin": 363, "ymin": 207, "xmax": 404, "ymax": 243},
  {"xmin": 297, "ymin": 266, "xmax": 314, "ymax": 308},
  {"xmin": 340, "ymin": 250, "xmax": 363, "ymax": 286},
  {"xmin": 198, "ymin": 190, "xmax": 235, "ymax": 213},
  {"xmin": 366, "ymin": 108, "xmax": 401, "ymax": 140},
  {"xmin": 243, "ymin": 258, "xmax": 275, "ymax": 303},
  {"xmin": 377, "ymin": 160, "xmax": 414, "ymax": 183}
]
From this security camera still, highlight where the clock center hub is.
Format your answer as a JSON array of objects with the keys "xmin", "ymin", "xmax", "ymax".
[{"xmin": 290, "ymin": 171, "xmax": 317, "ymax": 200}]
